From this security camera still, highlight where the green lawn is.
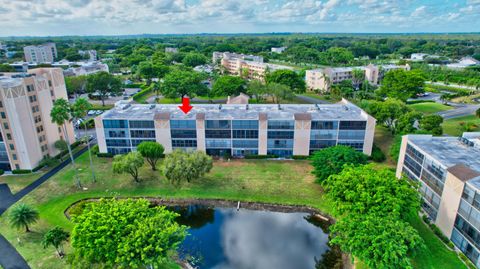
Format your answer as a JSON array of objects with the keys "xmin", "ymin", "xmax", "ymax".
[
  {"xmin": 408, "ymin": 102, "xmax": 453, "ymax": 114},
  {"xmin": 373, "ymin": 125, "xmax": 395, "ymax": 165},
  {"xmin": 0, "ymin": 151, "xmax": 467, "ymax": 269},
  {"xmin": 0, "ymin": 172, "xmax": 45, "ymax": 194},
  {"xmin": 442, "ymin": 115, "xmax": 480, "ymax": 136}
]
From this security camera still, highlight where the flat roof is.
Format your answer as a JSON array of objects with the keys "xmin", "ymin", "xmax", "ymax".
[{"xmin": 101, "ymin": 102, "xmax": 369, "ymax": 121}]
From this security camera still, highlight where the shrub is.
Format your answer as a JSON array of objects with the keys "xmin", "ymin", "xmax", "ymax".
[
  {"xmin": 292, "ymin": 155, "xmax": 309, "ymax": 160},
  {"xmin": 459, "ymin": 253, "xmax": 477, "ymax": 269},
  {"xmin": 132, "ymin": 86, "xmax": 153, "ymax": 103},
  {"xmin": 406, "ymin": 100, "xmax": 435, "ymax": 104},
  {"xmin": 429, "ymin": 223, "xmax": 450, "ymax": 245},
  {"xmin": 0, "ymin": 169, "xmax": 4, "ymax": 176},
  {"xmin": 389, "ymin": 135, "xmax": 403, "ymax": 163},
  {"xmin": 370, "ymin": 144, "xmax": 386, "ymax": 162},
  {"xmin": 68, "ymin": 200, "xmax": 92, "ymax": 218},
  {"xmin": 12, "ymin": 169, "xmax": 32, "ymax": 174},
  {"xmin": 97, "ymin": 152, "xmax": 114, "ymax": 158}
]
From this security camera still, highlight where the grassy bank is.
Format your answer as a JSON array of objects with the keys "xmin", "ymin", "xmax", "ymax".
[
  {"xmin": 442, "ymin": 115, "xmax": 480, "ymax": 136},
  {"xmin": 0, "ymin": 150, "xmax": 467, "ymax": 269},
  {"xmin": 408, "ymin": 102, "xmax": 452, "ymax": 114}
]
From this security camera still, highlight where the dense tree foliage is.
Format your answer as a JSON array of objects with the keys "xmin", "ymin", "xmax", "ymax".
[
  {"xmin": 161, "ymin": 70, "xmax": 207, "ymax": 98},
  {"xmin": 162, "ymin": 150, "xmax": 213, "ymax": 184},
  {"xmin": 136, "ymin": 61, "xmax": 169, "ymax": 84},
  {"xmin": 71, "ymin": 198, "xmax": 187, "ymax": 268},
  {"xmin": 212, "ymin": 75, "xmax": 246, "ymax": 97},
  {"xmin": 86, "ymin": 71, "xmax": 122, "ymax": 106},
  {"xmin": 112, "ymin": 152, "xmax": 144, "ymax": 182},
  {"xmin": 266, "ymin": 69, "xmax": 306, "ymax": 93},
  {"xmin": 324, "ymin": 164, "xmax": 423, "ymax": 269},
  {"xmin": 137, "ymin": 141, "xmax": 164, "ymax": 171},
  {"xmin": 9, "ymin": 204, "xmax": 39, "ymax": 232},
  {"xmin": 65, "ymin": 75, "xmax": 87, "ymax": 96},
  {"xmin": 310, "ymin": 145, "xmax": 368, "ymax": 183},
  {"xmin": 363, "ymin": 99, "xmax": 411, "ymax": 134},
  {"xmin": 182, "ymin": 52, "xmax": 208, "ymax": 67},
  {"xmin": 419, "ymin": 114, "xmax": 444, "ymax": 135},
  {"xmin": 377, "ymin": 69, "xmax": 426, "ymax": 101}
]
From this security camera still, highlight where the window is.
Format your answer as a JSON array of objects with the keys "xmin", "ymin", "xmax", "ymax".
[
  {"xmin": 339, "ymin": 121, "xmax": 366, "ymax": 130},
  {"xmin": 232, "ymin": 130, "xmax": 258, "ymax": 139},
  {"xmin": 267, "ymin": 131, "xmax": 294, "ymax": 139},
  {"xmin": 267, "ymin": 139, "xmax": 293, "ymax": 149},
  {"xmin": 9, "ymin": 144, "xmax": 14, "ymax": 150},
  {"xmin": 3, "ymin": 123, "xmax": 8, "ymax": 130},
  {"xmin": 0, "ymin": 112, "xmax": 5, "ymax": 119},
  {"xmin": 131, "ymin": 139, "xmax": 156, "ymax": 146},
  {"xmin": 311, "ymin": 121, "xmax": 338, "ymax": 130},
  {"xmin": 29, "ymin": 95, "xmax": 37, "ymax": 103},
  {"xmin": 170, "ymin": 120, "xmax": 196, "ymax": 129},
  {"xmin": 172, "ymin": 139, "xmax": 197, "ymax": 148},
  {"xmin": 232, "ymin": 139, "xmax": 258, "ymax": 148},
  {"xmin": 205, "ymin": 130, "xmax": 231, "ymax": 139},
  {"xmin": 12, "ymin": 154, "xmax": 17, "ymax": 160},
  {"xmin": 15, "ymin": 164, "xmax": 19, "ymax": 170},
  {"xmin": 6, "ymin": 133, "xmax": 11, "ymax": 140},
  {"xmin": 106, "ymin": 139, "xmax": 130, "ymax": 147},
  {"xmin": 310, "ymin": 140, "xmax": 336, "ymax": 149},
  {"xmin": 268, "ymin": 120, "xmax": 294, "ymax": 130},
  {"xmin": 310, "ymin": 130, "xmax": 337, "ymax": 140},
  {"xmin": 171, "ymin": 129, "xmax": 197, "ymax": 139},
  {"xmin": 0, "ymin": 101, "xmax": 3, "ymax": 108},
  {"xmin": 26, "ymin": 84, "xmax": 34, "ymax": 92},
  {"xmin": 206, "ymin": 120, "xmax": 231, "ymax": 129},
  {"xmin": 129, "ymin": 120, "xmax": 154, "ymax": 129},
  {"xmin": 232, "ymin": 120, "xmax": 258, "ymax": 129},
  {"xmin": 206, "ymin": 139, "xmax": 231, "ymax": 148},
  {"xmin": 103, "ymin": 120, "xmax": 127, "ymax": 129},
  {"xmin": 130, "ymin": 130, "xmax": 155, "ymax": 138},
  {"xmin": 107, "ymin": 130, "xmax": 126, "ymax": 138},
  {"xmin": 406, "ymin": 144, "xmax": 424, "ymax": 164},
  {"xmin": 48, "ymin": 80, "xmax": 52, "ymax": 87},
  {"xmin": 50, "ymin": 90, "xmax": 54, "ymax": 97},
  {"xmin": 338, "ymin": 130, "xmax": 365, "ymax": 140},
  {"xmin": 337, "ymin": 141, "xmax": 364, "ymax": 151}
]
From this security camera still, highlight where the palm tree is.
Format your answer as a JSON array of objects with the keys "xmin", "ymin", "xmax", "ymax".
[
  {"xmin": 50, "ymin": 98, "xmax": 81, "ymax": 189},
  {"xmin": 9, "ymin": 204, "xmax": 39, "ymax": 232},
  {"xmin": 72, "ymin": 98, "xmax": 96, "ymax": 183}
]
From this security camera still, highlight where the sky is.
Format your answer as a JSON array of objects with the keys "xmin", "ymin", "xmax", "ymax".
[{"xmin": 0, "ymin": 0, "xmax": 479, "ymax": 36}]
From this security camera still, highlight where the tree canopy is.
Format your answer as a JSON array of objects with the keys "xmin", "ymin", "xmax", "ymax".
[
  {"xmin": 162, "ymin": 150, "xmax": 213, "ymax": 184},
  {"xmin": 112, "ymin": 152, "xmax": 144, "ymax": 182},
  {"xmin": 161, "ymin": 70, "xmax": 207, "ymax": 98},
  {"xmin": 136, "ymin": 61, "xmax": 170, "ymax": 84},
  {"xmin": 182, "ymin": 52, "xmax": 208, "ymax": 67},
  {"xmin": 9, "ymin": 204, "xmax": 39, "ymax": 232},
  {"xmin": 86, "ymin": 71, "xmax": 122, "ymax": 106},
  {"xmin": 377, "ymin": 69, "xmax": 426, "ymax": 101},
  {"xmin": 363, "ymin": 99, "xmax": 411, "ymax": 134},
  {"xmin": 137, "ymin": 141, "xmax": 164, "ymax": 171},
  {"xmin": 266, "ymin": 69, "xmax": 306, "ymax": 93},
  {"xmin": 211, "ymin": 75, "xmax": 246, "ymax": 97},
  {"xmin": 71, "ymin": 198, "xmax": 187, "ymax": 268},
  {"xmin": 42, "ymin": 227, "xmax": 69, "ymax": 258},
  {"xmin": 419, "ymin": 114, "xmax": 444, "ymax": 136},
  {"xmin": 310, "ymin": 145, "xmax": 368, "ymax": 183}
]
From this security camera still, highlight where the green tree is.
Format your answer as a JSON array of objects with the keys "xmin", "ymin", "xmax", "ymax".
[
  {"xmin": 247, "ymin": 80, "xmax": 268, "ymax": 103},
  {"xmin": 310, "ymin": 145, "xmax": 368, "ymax": 183},
  {"xmin": 331, "ymin": 214, "xmax": 423, "ymax": 269},
  {"xmin": 162, "ymin": 150, "xmax": 213, "ymax": 184},
  {"xmin": 137, "ymin": 141, "xmax": 164, "ymax": 171},
  {"xmin": 351, "ymin": 68, "xmax": 365, "ymax": 90},
  {"xmin": 42, "ymin": 227, "xmax": 69, "ymax": 258},
  {"xmin": 320, "ymin": 47, "xmax": 354, "ymax": 65},
  {"xmin": 54, "ymin": 139, "xmax": 68, "ymax": 162},
  {"xmin": 161, "ymin": 70, "xmax": 207, "ymax": 99},
  {"xmin": 476, "ymin": 108, "xmax": 480, "ymax": 118},
  {"xmin": 65, "ymin": 76, "xmax": 87, "ymax": 97},
  {"xmin": 330, "ymin": 80, "xmax": 354, "ymax": 99},
  {"xmin": 112, "ymin": 152, "xmax": 144, "ymax": 183},
  {"xmin": 71, "ymin": 198, "xmax": 187, "ymax": 268},
  {"xmin": 0, "ymin": 64, "xmax": 15, "ymax": 72},
  {"xmin": 9, "ymin": 204, "xmax": 39, "ymax": 232},
  {"xmin": 266, "ymin": 69, "xmax": 306, "ymax": 93},
  {"xmin": 377, "ymin": 69, "xmax": 426, "ymax": 101},
  {"xmin": 364, "ymin": 99, "xmax": 411, "ymax": 134},
  {"xmin": 211, "ymin": 75, "xmax": 245, "ymax": 97},
  {"xmin": 182, "ymin": 52, "xmax": 207, "ymax": 67},
  {"xmin": 268, "ymin": 83, "xmax": 294, "ymax": 104},
  {"xmin": 136, "ymin": 61, "xmax": 169, "ymax": 85},
  {"xmin": 51, "ymin": 98, "xmax": 80, "ymax": 188},
  {"xmin": 420, "ymin": 114, "xmax": 444, "ymax": 135},
  {"xmin": 71, "ymin": 98, "xmax": 96, "ymax": 182},
  {"xmin": 86, "ymin": 71, "xmax": 122, "ymax": 106},
  {"xmin": 397, "ymin": 111, "xmax": 423, "ymax": 134}
]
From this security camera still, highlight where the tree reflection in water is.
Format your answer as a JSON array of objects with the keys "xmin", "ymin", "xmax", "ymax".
[{"xmin": 170, "ymin": 205, "xmax": 215, "ymax": 229}]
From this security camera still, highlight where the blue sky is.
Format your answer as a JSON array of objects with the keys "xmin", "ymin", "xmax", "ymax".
[{"xmin": 0, "ymin": 0, "xmax": 479, "ymax": 36}]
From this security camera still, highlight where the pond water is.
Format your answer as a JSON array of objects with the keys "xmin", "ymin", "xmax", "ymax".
[{"xmin": 171, "ymin": 205, "xmax": 338, "ymax": 269}]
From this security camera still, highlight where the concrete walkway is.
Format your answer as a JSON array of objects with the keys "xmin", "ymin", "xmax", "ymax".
[{"xmin": 0, "ymin": 145, "xmax": 91, "ymax": 269}]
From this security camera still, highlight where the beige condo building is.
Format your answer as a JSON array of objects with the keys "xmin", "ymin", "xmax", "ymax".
[
  {"xmin": 396, "ymin": 133, "xmax": 480, "ymax": 267},
  {"xmin": 306, "ymin": 63, "xmax": 411, "ymax": 92},
  {"xmin": 0, "ymin": 68, "xmax": 75, "ymax": 171}
]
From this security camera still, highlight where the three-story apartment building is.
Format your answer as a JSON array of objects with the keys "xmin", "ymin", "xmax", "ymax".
[{"xmin": 95, "ymin": 99, "xmax": 376, "ymax": 157}]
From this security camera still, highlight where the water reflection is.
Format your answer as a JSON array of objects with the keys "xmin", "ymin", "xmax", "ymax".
[{"xmin": 173, "ymin": 205, "xmax": 333, "ymax": 269}]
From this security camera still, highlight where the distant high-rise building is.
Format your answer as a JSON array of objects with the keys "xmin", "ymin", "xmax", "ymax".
[
  {"xmin": 23, "ymin": 43, "xmax": 57, "ymax": 64},
  {"xmin": 0, "ymin": 68, "xmax": 75, "ymax": 171}
]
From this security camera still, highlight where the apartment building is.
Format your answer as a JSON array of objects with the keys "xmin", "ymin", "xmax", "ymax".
[
  {"xmin": 23, "ymin": 43, "xmax": 57, "ymax": 64},
  {"xmin": 396, "ymin": 133, "xmax": 480, "ymax": 267},
  {"xmin": 213, "ymin": 52, "xmax": 293, "ymax": 80},
  {"xmin": 271, "ymin": 47, "xmax": 287, "ymax": 53},
  {"xmin": 64, "ymin": 62, "xmax": 109, "ymax": 77},
  {"xmin": 306, "ymin": 64, "xmax": 411, "ymax": 92},
  {"xmin": 95, "ymin": 99, "xmax": 375, "ymax": 158},
  {"xmin": 165, "ymin": 47, "xmax": 179, "ymax": 53},
  {"xmin": 0, "ymin": 68, "xmax": 75, "ymax": 171}
]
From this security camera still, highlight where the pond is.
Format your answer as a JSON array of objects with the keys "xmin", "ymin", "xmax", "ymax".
[{"xmin": 171, "ymin": 205, "xmax": 339, "ymax": 269}]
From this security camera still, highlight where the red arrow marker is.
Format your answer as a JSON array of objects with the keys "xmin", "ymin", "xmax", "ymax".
[{"xmin": 178, "ymin": 97, "xmax": 193, "ymax": 114}]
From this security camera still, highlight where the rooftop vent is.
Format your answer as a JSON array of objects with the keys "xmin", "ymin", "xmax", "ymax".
[
  {"xmin": 246, "ymin": 104, "xmax": 249, "ymax": 110},
  {"xmin": 315, "ymin": 104, "xmax": 320, "ymax": 110},
  {"xmin": 219, "ymin": 104, "xmax": 222, "ymax": 110},
  {"xmin": 278, "ymin": 104, "xmax": 281, "ymax": 110},
  {"xmin": 122, "ymin": 104, "xmax": 131, "ymax": 110},
  {"xmin": 149, "ymin": 104, "xmax": 155, "ymax": 110},
  {"xmin": 343, "ymin": 105, "xmax": 349, "ymax": 111},
  {"xmin": 458, "ymin": 137, "xmax": 474, "ymax": 147}
]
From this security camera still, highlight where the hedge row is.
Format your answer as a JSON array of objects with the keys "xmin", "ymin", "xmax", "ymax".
[{"xmin": 132, "ymin": 86, "xmax": 153, "ymax": 103}]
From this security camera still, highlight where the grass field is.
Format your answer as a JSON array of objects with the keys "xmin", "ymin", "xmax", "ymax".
[
  {"xmin": 442, "ymin": 115, "xmax": 480, "ymax": 136},
  {"xmin": 408, "ymin": 102, "xmax": 453, "ymax": 114},
  {"xmin": 0, "ymin": 151, "xmax": 467, "ymax": 269}
]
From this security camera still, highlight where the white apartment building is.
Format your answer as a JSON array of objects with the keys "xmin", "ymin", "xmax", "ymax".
[
  {"xmin": 0, "ymin": 68, "xmax": 75, "ymax": 170},
  {"xmin": 64, "ymin": 62, "xmax": 109, "ymax": 77},
  {"xmin": 23, "ymin": 43, "xmax": 57, "ymax": 64},
  {"xmin": 397, "ymin": 132, "xmax": 480, "ymax": 268},
  {"xmin": 306, "ymin": 64, "xmax": 411, "ymax": 92},
  {"xmin": 165, "ymin": 47, "xmax": 179, "ymax": 53},
  {"xmin": 212, "ymin": 51, "xmax": 264, "ymax": 64},
  {"xmin": 271, "ymin": 47, "xmax": 287, "ymax": 54}
]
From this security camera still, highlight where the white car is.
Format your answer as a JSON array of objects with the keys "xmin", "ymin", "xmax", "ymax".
[{"xmin": 87, "ymin": 110, "xmax": 96, "ymax": 116}]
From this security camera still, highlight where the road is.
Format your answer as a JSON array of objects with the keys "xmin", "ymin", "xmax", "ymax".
[
  {"xmin": 437, "ymin": 104, "xmax": 480, "ymax": 119},
  {"xmin": 0, "ymin": 145, "xmax": 91, "ymax": 269},
  {"xmin": 426, "ymin": 81, "xmax": 478, "ymax": 91}
]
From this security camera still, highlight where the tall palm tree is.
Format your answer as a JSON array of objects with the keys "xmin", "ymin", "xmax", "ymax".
[
  {"xmin": 9, "ymin": 204, "xmax": 39, "ymax": 232},
  {"xmin": 50, "ymin": 98, "xmax": 81, "ymax": 188},
  {"xmin": 72, "ymin": 98, "xmax": 96, "ymax": 183}
]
